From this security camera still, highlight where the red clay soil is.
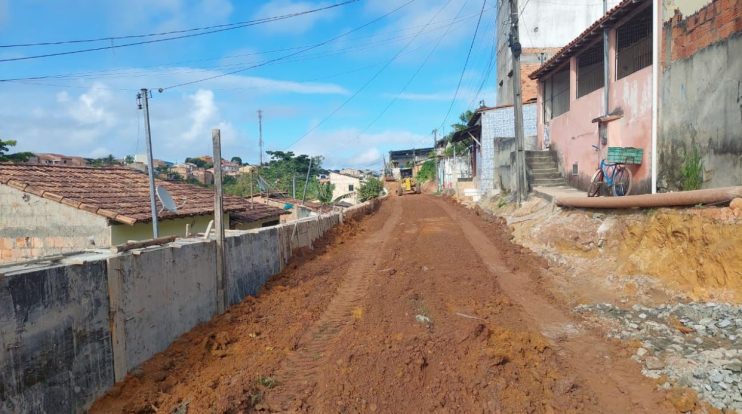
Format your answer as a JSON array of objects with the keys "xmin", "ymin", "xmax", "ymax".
[{"xmin": 91, "ymin": 196, "xmax": 683, "ymax": 414}]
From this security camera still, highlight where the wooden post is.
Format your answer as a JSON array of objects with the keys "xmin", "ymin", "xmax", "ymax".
[{"xmin": 212, "ymin": 129, "xmax": 226, "ymax": 313}]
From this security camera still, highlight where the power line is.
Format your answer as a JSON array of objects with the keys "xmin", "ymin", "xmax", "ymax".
[
  {"xmin": 285, "ymin": 0, "xmax": 456, "ymax": 151},
  {"xmin": 159, "ymin": 0, "xmax": 419, "ymax": 91},
  {"xmin": 0, "ymin": 7, "xmax": 489, "ymax": 84},
  {"xmin": 358, "ymin": 0, "xmax": 473, "ymax": 135},
  {"xmin": 0, "ymin": 1, "xmax": 359, "ymax": 62},
  {"xmin": 439, "ymin": 0, "xmax": 487, "ymax": 129}
]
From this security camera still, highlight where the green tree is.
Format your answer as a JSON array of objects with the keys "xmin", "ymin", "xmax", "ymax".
[
  {"xmin": 317, "ymin": 182, "xmax": 335, "ymax": 204},
  {"xmin": 124, "ymin": 154, "xmax": 134, "ymax": 164},
  {"xmin": 0, "ymin": 139, "xmax": 33, "ymax": 163},
  {"xmin": 416, "ymin": 159, "xmax": 436, "ymax": 183},
  {"xmin": 185, "ymin": 157, "xmax": 212, "ymax": 169},
  {"xmin": 358, "ymin": 177, "xmax": 383, "ymax": 202},
  {"xmin": 231, "ymin": 156, "xmax": 243, "ymax": 165}
]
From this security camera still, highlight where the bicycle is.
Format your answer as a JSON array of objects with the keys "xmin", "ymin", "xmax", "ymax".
[{"xmin": 587, "ymin": 145, "xmax": 633, "ymax": 197}]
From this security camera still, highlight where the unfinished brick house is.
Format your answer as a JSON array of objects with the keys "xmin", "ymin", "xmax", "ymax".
[
  {"xmin": 658, "ymin": 0, "xmax": 742, "ymax": 190},
  {"xmin": 0, "ymin": 165, "xmax": 286, "ymax": 263}
]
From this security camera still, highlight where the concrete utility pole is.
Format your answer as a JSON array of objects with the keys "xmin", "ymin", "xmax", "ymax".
[
  {"xmin": 432, "ymin": 129, "xmax": 439, "ymax": 192},
  {"xmin": 508, "ymin": 0, "xmax": 528, "ymax": 206},
  {"xmin": 212, "ymin": 129, "xmax": 226, "ymax": 313},
  {"xmin": 257, "ymin": 110, "xmax": 264, "ymax": 167},
  {"xmin": 138, "ymin": 88, "xmax": 159, "ymax": 238},
  {"xmin": 602, "ymin": 0, "xmax": 610, "ymax": 148},
  {"xmin": 301, "ymin": 157, "xmax": 313, "ymax": 205}
]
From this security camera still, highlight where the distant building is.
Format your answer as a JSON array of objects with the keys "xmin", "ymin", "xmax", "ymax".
[
  {"xmin": 329, "ymin": 172, "xmax": 361, "ymax": 205},
  {"xmin": 27, "ymin": 153, "xmax": 87, "ymax": 167},
  {"xmin": 193, "ymin": 169, "xmax": 214, "ymax": 185},
  {"xmin": 133, "ymin": 154, "xmax": 169, "ymax": 169},
  {"xmin": 387, "ymin": 148, "xmax": 433, "ymax": 180},
  {"xmin": 0, "ymin": 165, "xmax": 286, "ymax": 263}
]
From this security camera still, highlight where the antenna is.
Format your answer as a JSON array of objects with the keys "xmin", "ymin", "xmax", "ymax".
[{"xmin": 156, "ymin": 185, "xmax": 178, "ymax": 213}]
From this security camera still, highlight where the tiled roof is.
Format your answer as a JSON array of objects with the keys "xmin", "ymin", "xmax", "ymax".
[
  {"xmin": 0, "ymin": 164, "xmax": 285, "ymax": 225},
  {"xmin": 529, "ymin": 0, "xmax": 649, "ymax": 80}
]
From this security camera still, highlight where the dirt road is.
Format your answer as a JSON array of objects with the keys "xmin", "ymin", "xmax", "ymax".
[{"xmin": 91, "ymin": 195, "xmax": 679, "ymax": 413}]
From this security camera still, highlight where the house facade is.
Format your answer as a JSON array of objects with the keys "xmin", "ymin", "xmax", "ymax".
[
  {"xmin": 495, "ymin": 0, "xmax": 622, "ymax": 106},
  {"xmin": 474, "ymin": 103, "xmax": 539, "ymax": 195},
  {"xmin": 531, "ymin": 0, "xmax": 654, "ymax": 193},
  {"xmin": 657, "ymin": 0, "xmax": 742, "ymax": 190},
  {"xmin": 0, "ymin": 165, "xmax": 285, "ymax": 263},
  {"xmin": 330, "ymin": 172, "xmax": 361, "ymax": 205},
  {"xmin": 529, "ymin": 0, "xmax": 740, "ymax": 194}
]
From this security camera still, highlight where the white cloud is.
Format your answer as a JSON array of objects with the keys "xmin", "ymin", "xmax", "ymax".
[
  {"xmin": 182, "ymin": 89, "xmax": 218, "ymax": 142},
  {"xmin": 253, "ymin": 0, "xmax": 340, "ymax": 35}
]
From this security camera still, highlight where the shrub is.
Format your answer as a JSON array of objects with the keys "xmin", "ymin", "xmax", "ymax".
[
  {"xmin": 358, "ymin": 177, "xmax": 383, "ymax": 202},
  {"xmin": 680, "ymin": 145, "xmax": 704, "ymax": 191}
]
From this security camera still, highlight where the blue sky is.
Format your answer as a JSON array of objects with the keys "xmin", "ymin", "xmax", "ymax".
[{"xmin": 0, "ymin": 0, "xmax": 498, "ymax": 169}]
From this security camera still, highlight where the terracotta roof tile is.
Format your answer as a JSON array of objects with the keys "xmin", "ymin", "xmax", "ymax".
[{"xmin": 0, "ymin": 164, "xmax": 285, "ymax": 225}]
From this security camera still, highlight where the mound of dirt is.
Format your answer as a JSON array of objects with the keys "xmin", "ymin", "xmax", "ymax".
[{"xmin": 619, "ymin": 211, "xmax": 742, "ymax": 301}]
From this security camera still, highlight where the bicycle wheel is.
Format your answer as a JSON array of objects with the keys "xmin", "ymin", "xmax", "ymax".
[
  {"xmin": 612, "ymin": 166, "xmax": 633, "ymax": 196},
  {"xmin": 587, "ymin": 169, "xmax": 604, "ymax": 197}
]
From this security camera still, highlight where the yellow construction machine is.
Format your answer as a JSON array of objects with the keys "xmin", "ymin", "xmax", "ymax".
[{"xmin": 396, "ymin": 167, "xmax": 421, "ymax": 196}]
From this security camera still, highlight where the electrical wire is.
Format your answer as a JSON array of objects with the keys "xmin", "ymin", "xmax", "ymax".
[
  {"xmin": 0, "ymin": 1, "xmax": 359, "ymax": 62},
  {"xmin": 284, "ymin": 0, "xmax": 458, "ymax": 151},
  {"xmin": 357, "ymin": 0, "xmax": 473, "ymax": 136},
  {"xmin": 439, "ymin": 0, "xmax": 487, "ymax": 130},
  {"xmin": 0, "ymin": 7, "xmax": 490, "ymax": 84},
  {"xmin": 158, "ymin": 0, "xmax": 419, "ymax": 91}
]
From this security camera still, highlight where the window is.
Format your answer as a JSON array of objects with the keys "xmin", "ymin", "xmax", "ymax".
[
  {"xmin": 616, "ymin": 7, "xmax": 652, "ymax": 79},
  {"xmin": 543, "ymin": 66, "xmax": 570, "ymax": 121},
  {"xmin": 577, "ymin": 41, "xmax": 604, "ymax": 98},
  {"xmin": 348, "ymin": 184, "xmax": 354, "ymax": 192}
]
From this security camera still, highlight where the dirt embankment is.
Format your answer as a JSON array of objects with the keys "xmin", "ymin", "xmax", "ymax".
[{"xmin": 482, "ymin": 196, "xmax": 742, "ymax": 303}]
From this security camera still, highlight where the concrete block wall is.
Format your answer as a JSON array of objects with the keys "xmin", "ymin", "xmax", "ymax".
[
  {"xmin": 0, "ymin": 260, "xmax": 114, "ymax": 413},
  {"xmin": 0, "ymin": 198, "xmax": 381, "ymax": 412},
  {"xmin": 0, "ymin": 186, "xmax": 110, "ymax": 263}
]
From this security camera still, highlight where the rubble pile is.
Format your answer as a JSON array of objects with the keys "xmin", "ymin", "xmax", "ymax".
[{"xmin": 576, "ymin": 302, "xmax": 742, "ymax": 412}]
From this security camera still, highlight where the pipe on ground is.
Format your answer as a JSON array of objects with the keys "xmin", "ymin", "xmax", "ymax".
[{"xmin": 556, "ymin": 187, "xmax": 742, "ymax": 209}]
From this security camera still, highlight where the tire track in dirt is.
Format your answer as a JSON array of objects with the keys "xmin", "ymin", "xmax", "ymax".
[
  {"xmin": 262, "ymin": 200, "xmax": 404, "ymax": 411},
  {"xmin": 435, "ymin": 198, "xmax": 675, "ymax": 413}
]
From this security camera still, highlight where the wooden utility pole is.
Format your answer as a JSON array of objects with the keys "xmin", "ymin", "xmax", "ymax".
[
  {"xmin": 509, "ymin": 0, "xmax": 528, "ymax": 205},
  {"xmin": 138, "ymin": 88, "xmax": 159, "ymax": 238},
  {"xmin": 212, "ymin": 129, "xmax": 226, "ymax": 313},
  {"xmin": 257, "ymin": 110, "xmax": 264, "ymax": 167}
]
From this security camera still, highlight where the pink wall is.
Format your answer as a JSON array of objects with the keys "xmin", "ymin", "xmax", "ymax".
[{"xmin": 536, "ymin": 27, "xmax": 653, "ymax": 193}]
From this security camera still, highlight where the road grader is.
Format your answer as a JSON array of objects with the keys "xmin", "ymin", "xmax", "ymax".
[{"xmin": 396, "ymin": 167, "xmax": 421, "ymax": 196}]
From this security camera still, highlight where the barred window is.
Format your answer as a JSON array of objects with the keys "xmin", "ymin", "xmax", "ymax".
[
  {"xmin": 577, "ymin": 41, "xmax": 604, "ymax": 98},
  {"xmin": 543, "ymin": 66, "xmax": 570, "ymax": 121},
  {"xmin": 616, "ymin": 7, "xmax": 652, "ymax": 79}
]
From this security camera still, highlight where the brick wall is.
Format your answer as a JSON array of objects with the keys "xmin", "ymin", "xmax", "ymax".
[
  {"xmin": 663, "ymin": 0, "xmax": 742, "ymax": 64},
  {"xmin": 0, "ymin": 186, "xmax": 111, "ymax": 263}
]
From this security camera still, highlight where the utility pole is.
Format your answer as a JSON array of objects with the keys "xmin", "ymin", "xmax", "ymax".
[
  {"xmin": 509, "ymin": 0, "xmax": 528, "ymax": 206},
  {"xmin": 601, "ymin": 0, "xmax": 610, "ymax": 149},
  {"xmin": 212, "ymin": 129, "xmax": 226, "ymax": 313},
  {"xmin": 301, "ymin": 157, "xmax": 313, "ymax": 205},
  {"xmin": 257, "ymin": 110, "xmax": 264, "ymax": 167},
  {"xmin": 432, "ymin": 128, "xmax": 439, "ymax": 192},
  {"xmin": 138, "ymin": 88, "xmax": 159, "ymax": 238}
]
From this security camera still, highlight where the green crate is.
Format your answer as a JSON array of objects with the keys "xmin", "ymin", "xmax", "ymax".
[{"xmin": 607, "ymin": 147, "xmax": 643, "ymax": 165}]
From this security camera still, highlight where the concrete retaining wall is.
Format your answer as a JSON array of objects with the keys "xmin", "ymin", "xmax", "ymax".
[
  {"xmin": 0, "ymin": 259, "xmax": 114, "ymax": 413},
  {"xmin": 0, "ymin": 199, "xmax": 380, "ymax": 413}
]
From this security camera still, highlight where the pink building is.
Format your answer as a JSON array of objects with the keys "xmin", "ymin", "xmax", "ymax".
[{"xmin": 531, "ymin": 0, "xmax": 653, "ymax": 193}]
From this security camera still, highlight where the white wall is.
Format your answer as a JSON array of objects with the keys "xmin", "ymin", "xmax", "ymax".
[{"xmin": 330, "ymin": 172, "xmax": 360, "ymax": 205}]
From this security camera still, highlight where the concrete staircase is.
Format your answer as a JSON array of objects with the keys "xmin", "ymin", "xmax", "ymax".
[{"xmin": 525, "ymin": 151, "xmax": 567, "ymax": 187}]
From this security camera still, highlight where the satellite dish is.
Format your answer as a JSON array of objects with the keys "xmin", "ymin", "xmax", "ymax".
[{"xmin": 156, "ymin": 186, "xmax": 178, "ymax": 213}]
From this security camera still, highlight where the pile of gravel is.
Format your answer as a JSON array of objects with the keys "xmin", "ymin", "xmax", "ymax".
[{"xmin": 575, "ymin": 302, "xmax": 742, "ymax": 412}]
